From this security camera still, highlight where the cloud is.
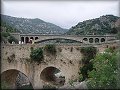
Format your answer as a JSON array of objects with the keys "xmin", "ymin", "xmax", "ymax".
[{"xmin": 1, "ymin": 0, "xmax": 119, "ymax": 29}]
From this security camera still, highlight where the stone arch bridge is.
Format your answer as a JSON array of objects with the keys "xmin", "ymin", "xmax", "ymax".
[
  {"xmin": 1, "ymin": 43, "xmax": 113, "ymax": 89},
  {"xmin": 11, "ymin": 33, "xmax": 116, "ymax": 44}
]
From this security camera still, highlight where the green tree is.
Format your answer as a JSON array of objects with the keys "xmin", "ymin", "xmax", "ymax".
[
  {"xmin": 1, "ymin": 32, "xmax": 10, "ymax": 37},
  {"xmin": 79, "ymin": 46, "xmax": 97, "ymax": 81},
  {"xmin": 8, "ymin": 36, "xmax": 19, "ymax": 44},
  {"xmin": 30, "ymin": 48, "xmax": 44, "ymax": 63},
  {"xmin": 116, "ymin": 48, "xmax": 120, "ymax": 89},
  {"xmin": 87, "ymin": 47, "xmax": 119, "ymax": 89},
  {"xmin": 1, "ymin": 21, "xmax": 19, "ymax": 33},
  {"xmin": 44, "ymin": 44, "xmax": 56, "ymax": 55}
]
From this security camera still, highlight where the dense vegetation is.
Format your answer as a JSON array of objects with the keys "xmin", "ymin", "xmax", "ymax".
[
  {"xmin": 1, "ymin": 22, "xmax": 19, "ymax": 44},
  {"xmin": 44, "ymin": 44, "xmax": 56, "ymax": 55},
  {"xmin": 87, "ymin": 46, "xmax": 120, "ymax": 89},
  {"xmin": 1, "ymin": 14, "xmax": 68, "ymax": 34},
  {"xmin": 30, "ymin": 48, "xmax": 44, "ymax": 63},
  {"xmin": 79, "ymin": 46, "xmax": 97, "ymax": 81},
  {"xmin": 1, "ymin": 22, "xmax": 19, "ymax": 33},
  {"xmin": 1, "ymin": 14, "xmax": 119, "ymax": 36},
  {"xmin": 66, "ymin": 15, "xmax": 120, "ymax": 35},
  {"xmin": 42, "ymin": 84, "xmax": 56, "ymax": 89},
  {"xmin": 1, "ymin": 81, "xmax": 10, "ymax": 89}
]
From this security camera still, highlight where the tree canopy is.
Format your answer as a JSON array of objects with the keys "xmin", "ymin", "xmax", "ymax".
[{"xmin": 87, "ymin": 47, "xmax": 120, "ymax": 89}]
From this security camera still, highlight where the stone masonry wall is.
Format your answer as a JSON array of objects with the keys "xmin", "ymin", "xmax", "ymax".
[{"xmin": 1, "ymin": 43, "xmax": 117, "ymax": 89}]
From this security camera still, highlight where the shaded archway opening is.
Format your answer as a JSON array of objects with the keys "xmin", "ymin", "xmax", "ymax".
[
  {"xmin": 30, "ymin": 37, "xmax": 34, "ymax": 40},
  {"xmin": 101, "ymin": 38, "xmax": 105, "ymax": 42},
  {"xmin": 35, "ymin": 37, "xmax": 39, "ymax": 40},
  {"xmin": 40, "ymin": 67, "xmax": 65, "ymax": 87},
  {"xmin": 35, "ymin": 38, "xmax": 83, "ymax": 44},
  {"xmin": 83, "ymin": 38, "xmax": 88, "ymax": 41},
  {"xmin": 21, "ymin": 37, "xmax": 24, "ymax": 42},
  {"xmin": 95, "ymin": 38, "xmax": 99, "ymax": 43},
  {"xmin": 25, "ymin": 37, "xmax": 29, "ymax": 43},
  {"xmin": 1, "ymin": 69, "xmax": 33, "ymax": 89},
  {"xmin": 89, "ymin": 38, "xmax": 93, "ymax": 43},
  {"xmin": 30, "ymin": 37, "xmax": 34, "ymax": 44}
]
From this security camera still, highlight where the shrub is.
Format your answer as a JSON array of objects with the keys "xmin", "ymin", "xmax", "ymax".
[
  {"xmin": 43, "ymin": 84, "xmax": 56, "ymax": 89},
  {"xmin": 105, "ymin": 46, "xmax": 116, "ymax": 53},
  {"xmin": 80, "ymin": 46, "xmax": 97, "ymax": 60},
  {"xmin": 1, "ymin": 81, "xmax": 10, "ymax": 89},
  {"xmin": 8, "ymin": 35, "xmax": 19, "ymax": 44},
  {"xmin": 44, "ymin": 44, "xmax": 56, "ymax": 55},
  {"xmin": 30, "ymin": 48, "xmax": 44, "ymax": 63},
  {"xmin": 1, "ymin": 32, "xmax": 10, "ymax": 37},
  {"xmin": 87, "ymin": 47, "xmax": 118, "ymax": 89},
  {"xmin": 79, "ymin": 46, "xmax": 97, "ymax": 81},
  {"xmin": 7, "ymin": 54, "xmax": 15, "ymax": 63},
  {"xmin": 1, "ymin": 32, "xmax": 19, "ymax": 44}
]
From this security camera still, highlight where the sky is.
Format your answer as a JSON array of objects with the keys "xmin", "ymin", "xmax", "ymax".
[{"xmin": 1, "ymin": 0, "xmax": 120, "ymax": 29}]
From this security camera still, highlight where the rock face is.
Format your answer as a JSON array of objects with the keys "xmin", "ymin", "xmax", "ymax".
[
  {"xmin": 59, "ymin": 84, "xmax": 74, "ymax": 89},
  {"xmin": 59, "ymin": 81, "xmax": 88, "ymax": 89},
  {"xmin": 66, "ymin": 15, "xmax": 120, "ymax": 35},
  {"xmin": 74, "ymin": 81, "xmax": 88, "ymax": 89},
  {"xmin": 1, "ymin": 14, "xmax": 68, "ymax": 34},
  {"xmin": 16, "ymin": 72, "xmax": 30, "ymax": 87},
  {"xmin": 115, "ymin": 19, "xmax": 120, "ymax": 27}
]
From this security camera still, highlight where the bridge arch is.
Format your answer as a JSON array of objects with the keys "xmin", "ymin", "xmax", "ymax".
[
  {"xmin": 95, "ymin": 38, "xmax": 99, "ymax": 43},
  {"xmin": 101, "ymin": 38, "xmax": 105, "ymax": 43},
  {"xmin": 83, "ymin": 38, "xmax": 88, "ymax": 41},
  {"xmin": 35, "ymin": 38, "xmax": 83, "ymax": 43},
  {"xmin": 89, "ymin": 38, "xmax": 94, "ymax": 43},
  {"xmin": 40, "ymin": 66, "xmax": 65, "ymax": 86},
  {"xmin": 35, "ymin": 37, "xmax": 39, "ymax": 40},
  {"xmin": 1, "ymin": 69, "xmax": 33, "ymax": 89},
  {"xmin": 30, "ymin": 37, "xmax": 34, "ymax": 40},
  {"xmin": 25, "ymin": 37, "xmax": 29, "ymax": 43},
  {"xmin": 21, "ymin": 37, "xmax": 24, "ymax": 43}
]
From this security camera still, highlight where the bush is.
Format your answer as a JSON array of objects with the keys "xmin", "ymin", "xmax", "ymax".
[
  {"xmin": 42, "ymin": 84, "xmax": 56, "ymax": 89},
  {"xmin": 80, "ymin": 46, "xmax": 97, "ymax": 60},
  {"xmin": 1, "ymin": 32, "xmax": 18, "ymax": 44},
  {"xmin": 87, "ymin": 47, "xmax": 119, "ymax": 89},
  {"xmin": 1, "ymin": 81, "xmax": 10, "ymax": 89},
  {"xmin": 30, "ymin": 48, "xmax": 44, "ymax": 63},
  {"xmin": 44, "ymin": 44, "xmax": 56, "ymax": 55},
  {"xmin": 79, "ymin": 46, "xmax": 97, "ymax": 81},
  {"xmin": 1, "ymin": 32, "xmax": 10, "ymax": 37},
  {"xmin": 105, "ymin": 46, "xmax": 116, "ymax": 53},
  {"xmin": 8, "ymin": 36, "xmax": 19, "ymax": 44}
]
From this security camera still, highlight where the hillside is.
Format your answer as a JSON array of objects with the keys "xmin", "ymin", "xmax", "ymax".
[
  {"xmin": 66, "ymin": 15, "xmax": 120, "ymax": 35},
  {"xmin": 1, "ymin": 23, "xmax": 19, "ymax": 44},
  {"xmin": 1, "ymin": 14, "xmax": 68, "ymax": 34}
]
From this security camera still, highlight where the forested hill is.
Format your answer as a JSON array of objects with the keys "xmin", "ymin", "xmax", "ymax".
[
  {"xmin": 1, "ymin": 14, "xmax": 68, "ymax": 34},
  {"xmin": 66, "ymin": 15, "xmax": 120, "ymax": 35}
]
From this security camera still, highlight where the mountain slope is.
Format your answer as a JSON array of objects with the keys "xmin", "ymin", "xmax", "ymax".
[
  {"xmin": 66, "ymin": 15, "xmax": 120, "ymax": 35},
  {"xmin": 1, "ymin": 22, "xmax": 19, "ymax": 44},
  {"xmin": 1, "ymin": 14, "xmax": 68, "ymax": 34}
]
